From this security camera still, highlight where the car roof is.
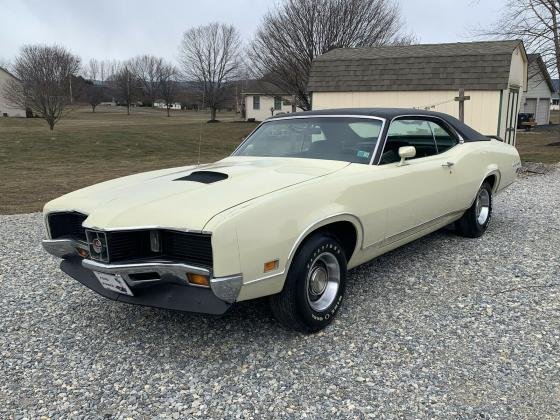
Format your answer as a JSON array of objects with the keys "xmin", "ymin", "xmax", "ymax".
[{"xmin": 269, "ymin": 108, "xmax": 489, "ymax": 141}]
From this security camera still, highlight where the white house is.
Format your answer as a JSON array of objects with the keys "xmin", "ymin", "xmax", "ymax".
[
  {"xmin": 551, "ymin": 79, "xmax": 559, "ymax": 111},
  {"xmin": 154, "ymin": 100, "xmax": 181, "ymax": 110},
  {"xmin": 308, "ymin": 40, "xmax": 528, "ymax": 145},
  {"xmin": 243, "ymin": 80, "xmax": 297, "ymax": 121},
  {"xmin": 0, "ymin": 67, "xmax": 26, "ymax": 117},
  {"xmin": 520, "ymin": 54, "xmax": 554, "ymax": 125}
]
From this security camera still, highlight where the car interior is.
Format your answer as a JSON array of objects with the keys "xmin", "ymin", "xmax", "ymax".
[
  {"xmin": 379, "ymin": 119, "xmax": 458, "ymax": 164},
  {"xmin": 236, "ymin": 118, "xmax": 383, "ymax": 164}
]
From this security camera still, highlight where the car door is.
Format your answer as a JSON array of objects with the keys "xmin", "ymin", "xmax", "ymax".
[{"xmin": 373, "ymin": 117, "xmax": 462, "ymax": 244}]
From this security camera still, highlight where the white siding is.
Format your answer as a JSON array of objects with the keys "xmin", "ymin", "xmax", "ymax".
[
  {"xmin": 312, "ymin": 90, "xmax": 502, "ymax": 137},
  {"xmin": 508, "ymin": 45, "xmax": 528, "ymax": 90},
  {"xmin": 520, "ymin": 60, "xmax": 552, "ymax": 125},
  {"xmin": 0, "ymin": 68, "xmax": 26, "ymax": 117},
  {"xmin": 244, "ymin": 95, "xmax": 295, "ymax": 121}
]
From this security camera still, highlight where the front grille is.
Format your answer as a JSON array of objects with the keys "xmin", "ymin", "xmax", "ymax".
[
  {"xmin": 163, "ymin": 231, "xmax": 213, "ymax": 267},
  {"xmin": 48, "ymin": 212, "xmax": 87, "ymax": 241},
  {"xmin": 86, "ymin": 229, "xmax": 213, "ymax": 267},
  {"xmin": 109, "ymin": 230, "xmax": 153, "ymax": 261}
]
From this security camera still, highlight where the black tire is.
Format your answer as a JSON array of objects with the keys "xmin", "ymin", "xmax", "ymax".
[
  {"xmin": 456, "ymin": 182, "xmax": 493, "ymax": 238},
  {"xmin": 270, "ymin": 233, "xmax": 347, "ymax": 333}
]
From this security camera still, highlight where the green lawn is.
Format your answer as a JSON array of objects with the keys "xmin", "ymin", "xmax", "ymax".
[
  {"xmin": 516, "ymin": 111, "xmax": 560, "ymax": 164},
  {"xmin": 0, "ymin": 106, "xmax": 257, "ymax": 214}
]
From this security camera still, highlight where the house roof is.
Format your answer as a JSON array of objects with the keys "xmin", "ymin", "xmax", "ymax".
[
  {"xmin": 527, "ymin": 54, "xmax": 555, "ymax": 92},
  {"xmin": 0, "ymin": 66, "xmax": 20, "ymax": 81},
  {"xmin": 552, "ymin": 79, "xmax": 559, "ymax": 93},
  {"xmin": 242, "ymin": 79, "xmax": 288, "ymax": 95},
  {"xmin": 308, "ymin": 40, "xmax": 526, "ymax": 93}
]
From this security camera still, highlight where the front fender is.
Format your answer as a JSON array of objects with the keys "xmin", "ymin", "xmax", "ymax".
[{"xmin": 206, "ymin": 184, "xmax": 363, "ymax": 301}]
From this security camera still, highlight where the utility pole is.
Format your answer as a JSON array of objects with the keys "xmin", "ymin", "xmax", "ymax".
[{"xmin": 455, "ymin": 88, "xmax": 471, "ymax": 122}]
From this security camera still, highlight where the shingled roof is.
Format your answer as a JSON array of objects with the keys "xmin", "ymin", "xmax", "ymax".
[
  {"xmin": 308, "ymin": 40, "xmax": 525, "ymax": 92},
  {"xmin": 527, "ymin": 54, "xmax": 555, "ymax": 92}
]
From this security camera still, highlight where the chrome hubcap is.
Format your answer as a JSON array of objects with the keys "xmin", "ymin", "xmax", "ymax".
[
  {"xmin": 475, "ymin": 188, "xmax": 490, "ymax": 225},
  {"xmin": 306, "ymin": 252, "xmax": 340, "ymax": 312}
]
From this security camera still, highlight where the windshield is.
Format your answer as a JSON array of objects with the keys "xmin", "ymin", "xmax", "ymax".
[{"xmin": 233, "ymin": 117, "xmax": 384, "ymax": 164}]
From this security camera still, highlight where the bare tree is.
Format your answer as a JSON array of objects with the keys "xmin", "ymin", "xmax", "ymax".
[
  {"xmin": 179, "ymin": 22, "xmax": 242, "ymax": 121},
  {"xmin": 86, "ymin": 83, "xmax": 104, "ymax": 112},
  {"xmin": 2, "ymin": 45, "xmax": 80, "ymax": 130},
  {"xmin": 131, "ymin": 55, "xmax": 164, "ymax": 106},
  {"xmin": 109, "ymin": 62, "xmax": 139, "ymax": 115},
  {"xmin": 84, "ymin": 58, "xmax": 100, "ymax": 81},
  {"xmin": 159, "ymin": 63, "xmax": 179, "ymax": 117},
  {"xmin": 477, "ymin": 0, "xmax": 559, "ymax": 78},
  {"xmin": 248, "ymin": 0, "xmax": 414, "ymax": 110}
]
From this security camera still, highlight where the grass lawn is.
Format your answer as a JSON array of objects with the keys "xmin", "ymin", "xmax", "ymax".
[
  {"xmin": 1, "ymin": 107, "xmax": 558, "ymax": 214},
  {"xmin": 0, "ymin": 106, "xmax": 257, "ymax": 214},
  {"xmin": 516, "ymin": 111, "xmax": 560, "ymax": 164}
]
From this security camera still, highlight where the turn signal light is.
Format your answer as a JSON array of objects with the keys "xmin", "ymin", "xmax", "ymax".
[
  {"xmin": 264, "ymin": 259, "xmax": 279, "ymax": 273},
  {"xmin": 76, "ymin": 248, "xmax": 89, "ymax": 258},
  {"xmin": 187, "ymin": 273, "xmax": 210, "ymax": 287}
]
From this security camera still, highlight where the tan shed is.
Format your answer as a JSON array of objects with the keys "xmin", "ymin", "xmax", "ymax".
[{"xmin": 308, "ymin": 41, "xmax": 528, "ymax": 145}]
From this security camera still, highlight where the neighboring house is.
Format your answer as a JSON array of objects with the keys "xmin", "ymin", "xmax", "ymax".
[
  {"xmin": 551, "ymin": 79, "xmax": 559, "ymax": 111},
  {"xmin": 243, "ymin": 80, "xmax": 296, "ymax": 121},
  {"xmin": 520, "ymin": 54, "xmax": 554, "ymax": 125},
  {"xmin": 0, "ymin": 66, "xmax": 26, "ymax": 117},
  {"xmin": 153, "ymin": 100, "xmax": 181, "ymax": 110},
  {"xmin": 308, "ymin": 40, "xmax": 528, "ymax": 145}
]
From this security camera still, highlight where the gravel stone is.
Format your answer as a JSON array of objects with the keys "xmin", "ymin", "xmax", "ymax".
[{"xmin": 1, "ymin": 169, "xmax": 559, "ymax": 418}]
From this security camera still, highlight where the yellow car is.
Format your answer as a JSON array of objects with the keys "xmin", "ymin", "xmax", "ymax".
[{"xmin": 43, "ymin": 109, "xmax": 521, "ymax": 332}]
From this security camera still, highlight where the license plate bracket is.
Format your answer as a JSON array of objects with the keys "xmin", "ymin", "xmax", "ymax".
[{"xmin": 94, "ymin": 271, "xmax": 134, "ymax": 296}]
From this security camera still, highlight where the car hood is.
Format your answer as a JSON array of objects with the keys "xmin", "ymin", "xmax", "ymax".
[{"xmin": 44, "ymin": 157, "xmax": 349, "ymax": 231}]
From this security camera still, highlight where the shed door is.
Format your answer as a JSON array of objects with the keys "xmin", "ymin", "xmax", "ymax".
[
  {"xmin": 537, "ymin": 98, "xmax": 550, "ymax": 125},
  {"xmin": 505, "ymin": 88, "xmax": 520, "ymax": 145}
]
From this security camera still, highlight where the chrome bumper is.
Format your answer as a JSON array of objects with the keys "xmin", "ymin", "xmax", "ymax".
[
  {"xmin": 42, "ymin": 238, "xmax": 88, "ymax": 259},
  {"xmin": 42, "ymin": 239, "xmax": 243, "ymax": 304}
]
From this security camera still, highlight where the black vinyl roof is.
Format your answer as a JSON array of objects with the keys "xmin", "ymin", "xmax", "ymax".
[{"xmin": 270, "ymin": 108, "xmax": 488, "ymax": 141}]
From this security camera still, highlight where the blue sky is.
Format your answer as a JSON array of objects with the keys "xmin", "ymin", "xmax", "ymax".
[{"xmin": 0, "ymin": 0, "xmax": 507, "ymax": 64}]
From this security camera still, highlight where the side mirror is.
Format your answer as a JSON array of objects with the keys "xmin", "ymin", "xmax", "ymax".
[{"xmin": 398, "ymin": 146, "xmax": 416, "ymax": 166}]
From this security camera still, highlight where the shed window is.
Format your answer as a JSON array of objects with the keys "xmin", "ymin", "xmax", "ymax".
[
  {"xmin": 274, "ymin": 97, "xmax": 282, "ymax": 110},
  {"xmin": 253, "ymin": 96, "xmax": 260, "ymax": 110}
]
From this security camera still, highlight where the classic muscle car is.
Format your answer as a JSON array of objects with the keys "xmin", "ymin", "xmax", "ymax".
[{"xmin": 43, "ymin": 109, "xmax": 521, "ymax": 332}]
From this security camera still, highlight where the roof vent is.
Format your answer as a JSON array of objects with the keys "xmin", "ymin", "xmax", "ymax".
[{"xmin": 174, "ymin": 171, "xmax": 228, "ymax": 184}]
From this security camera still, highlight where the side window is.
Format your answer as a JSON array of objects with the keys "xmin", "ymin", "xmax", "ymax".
[
  {"xmin": 253, "ymin": 96, "xmax": 260, "ymax": 110},
  {"xmin": 428, "ymin": 121, "xmax": 457, "ymax": 153},
  {"xmin": 274, "ymin": 97, "xmax": 282, "ymax": 111},
  {"xmin": 381, "ymin": 119, "xmax": 437, "ymax": 164}
]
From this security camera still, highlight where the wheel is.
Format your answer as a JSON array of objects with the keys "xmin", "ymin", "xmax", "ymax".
[
  {"xmin": 270, "ymin": 233, "xmax": 347, "ymax": 333},
  {"xmin": 455, "ymin": 182, "xmax": 492, "ymax": 238}
]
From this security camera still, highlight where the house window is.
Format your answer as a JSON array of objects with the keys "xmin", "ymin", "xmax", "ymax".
[
  {"xmin": 274, "ymin": 97, "xmax": 282, "ymax": 110},
  {"xmin": 253, "ymin": 96, "xmax": 260, "ymax": 110}
]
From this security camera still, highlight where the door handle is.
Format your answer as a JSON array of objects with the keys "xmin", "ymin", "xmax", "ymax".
[{"xmin": 442, "ymin": 161, "xmax": 455, "ymax": 168}]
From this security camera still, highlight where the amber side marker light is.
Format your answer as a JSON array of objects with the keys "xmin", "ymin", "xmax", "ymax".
[
  {"xmin": 187, "ymin": 273, "xmax": 210, "ymax": 287},
  {"xmin": 76, "ymin": 248, "xmax": 89, "ymax": 258},
  {"xmin": 264, "ymin": 259, "xmax": 279, "ymax": 273}
]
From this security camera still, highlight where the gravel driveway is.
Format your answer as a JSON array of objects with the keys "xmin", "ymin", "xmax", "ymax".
[{"xmin": 1, "ymin": 170, "xmax": 559, "ymax": 418}]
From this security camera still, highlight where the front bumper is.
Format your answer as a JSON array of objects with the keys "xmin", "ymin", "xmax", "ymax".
[{"xmin": 44, "ymin": 239, "xmax": 243, "ymax": 315}]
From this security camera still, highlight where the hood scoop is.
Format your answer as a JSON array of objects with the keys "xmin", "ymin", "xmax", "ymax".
[{"xmin": 174, "ymin": 171, "xmax": 229, "ymax": 184}]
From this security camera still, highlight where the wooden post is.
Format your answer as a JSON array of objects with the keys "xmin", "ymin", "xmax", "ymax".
[{"xmin": 454, "ymin": 88, "xmax": 471, "ymax": 122}]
